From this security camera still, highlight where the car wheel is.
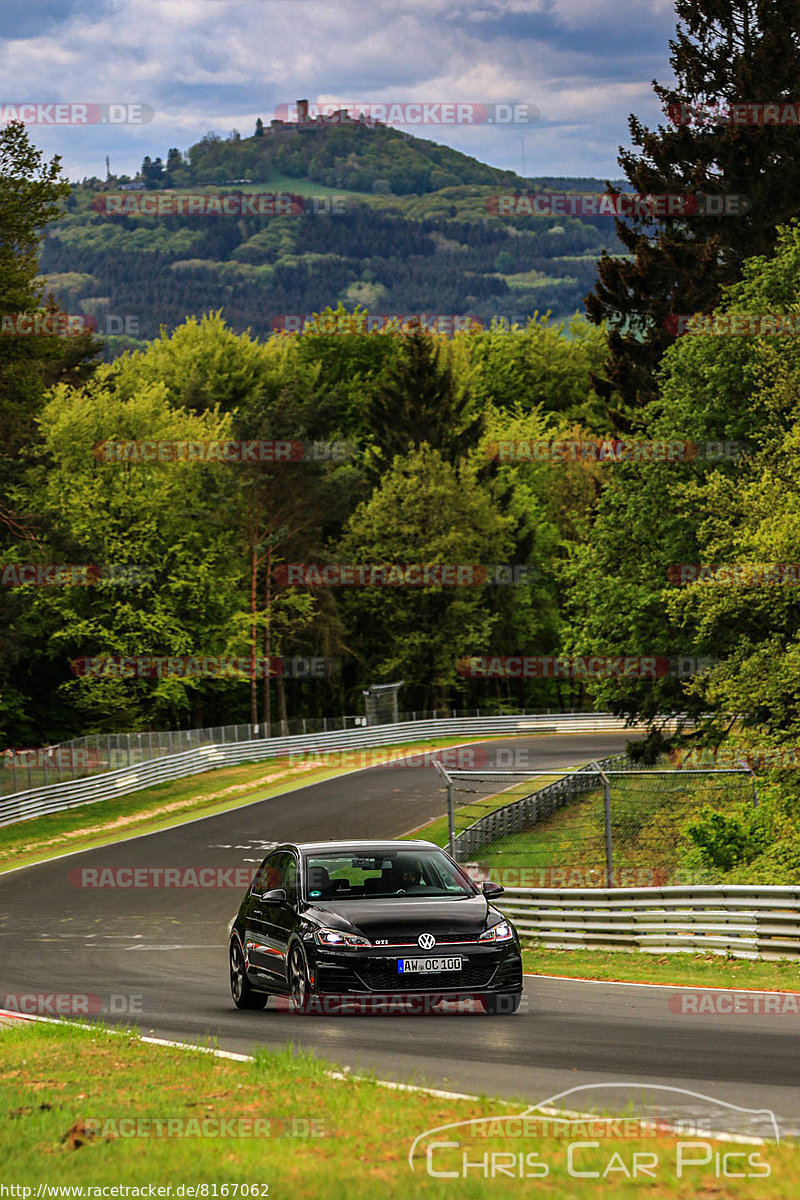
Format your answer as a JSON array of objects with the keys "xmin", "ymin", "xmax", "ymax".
[
  {"xmin": 288, "ymin": 943, "xmax": 311, "ymax": 1012},
  {"xmin": 229, "ymin": 938, "xmax": 268, "ymax": 1010},
  {"xmin": 479, "ymin": 992, "xmax": 521, "ymax": 1016}
]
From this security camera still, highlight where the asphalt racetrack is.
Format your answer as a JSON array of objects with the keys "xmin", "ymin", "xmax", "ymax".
[{"xmin": 2, "ymin": 731, "xmax": 798, "ymax": 1139}]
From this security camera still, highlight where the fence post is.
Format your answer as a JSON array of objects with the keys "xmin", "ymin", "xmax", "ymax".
[
  {"xmin": 603, "ymin": 779, "xmax": 613, "ymax": 884},
  {"xmin": 739, "ymin": 759, "xmax": 759, "ymax": 808},
  {"xmin": 588, "ymin": 760, "xmax": 613, "ymax": 885},
  {"xmin": 447, "ymin": 782, "xmax": 456, "ymax": 858}
]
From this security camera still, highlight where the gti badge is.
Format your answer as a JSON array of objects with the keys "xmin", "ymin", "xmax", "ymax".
[{"xmin": 417, "ymin": 932, "xmax": 436, "ymax": 950}]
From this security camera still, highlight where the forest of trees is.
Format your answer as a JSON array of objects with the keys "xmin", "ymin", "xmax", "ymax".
[
  {"xmin": 35, "ymin": 120, "xmax": 630, "ymax": 347},
  {"xmin": 5, "ymin": 0, "xmax": 800, "ymax": 839},
  {"xmin": 39, "ymin": 192, "xmax": 617, "ymax": 350},
  {"xmin": 134, "ymin": 119, "xmax": 530, "ymax": 195}
]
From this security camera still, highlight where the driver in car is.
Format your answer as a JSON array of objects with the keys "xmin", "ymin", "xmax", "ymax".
[{"xmin": 392, "ymin": 861, "xmax": 427, "ymax": 893}]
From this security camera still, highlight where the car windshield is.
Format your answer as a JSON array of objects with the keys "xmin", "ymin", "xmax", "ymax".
[{"xmin": 304, "ymin": 849, "xmax": 477, "ymax": 900}]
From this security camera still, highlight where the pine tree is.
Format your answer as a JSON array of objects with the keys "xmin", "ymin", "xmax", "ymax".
[
  {"xmin": 363, "ymin": 325, "xmax": 483, "ymax": 474},
  {"xmin": 255, "ymin": 118, "xmax": 264, "ymax": 138},
  {"xmin": 586, "ymin": 0, "xmax": 800, "ymax": 426},
  {"xmin": 0, "ymin": 122, "xmax": 99, "ymax": 470}
]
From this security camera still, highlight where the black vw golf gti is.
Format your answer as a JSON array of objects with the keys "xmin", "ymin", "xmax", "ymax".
[{"xmin": 228, "ymin": 839, "xmax": 523, "ymax": 1014}]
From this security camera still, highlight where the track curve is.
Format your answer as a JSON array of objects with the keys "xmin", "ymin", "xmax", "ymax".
[{"xmin": 2, "ymin": 731, "xmax": 799, "ymax": 1139}]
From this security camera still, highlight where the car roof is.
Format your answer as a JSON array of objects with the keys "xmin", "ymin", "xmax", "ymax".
[{"xmin": 277, "ymin": 839, "xmax": 440, "ymax": 855}]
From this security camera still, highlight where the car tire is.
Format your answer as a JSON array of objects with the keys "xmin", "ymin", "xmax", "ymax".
[
  {"xmin": 479, "ymin": 992, "xmax": 521, "ymax": 1015},
  {"xmin": 230, "ymin": 937, "xmax": 268, "ymax": 1010},
  {"xmin": 288, "ymin": 942, "xmax": 312, "ymax": 1013}
]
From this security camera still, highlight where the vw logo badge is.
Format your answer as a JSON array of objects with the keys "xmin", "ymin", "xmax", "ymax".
[{"xmin": 418, "ymin": 932, "xmax": 436, "ymax": 950}]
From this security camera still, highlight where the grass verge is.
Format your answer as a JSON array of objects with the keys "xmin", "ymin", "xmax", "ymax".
[
  {"xmin": 0, "ymin": 736, "xmax": 514, "ymax": 877},
  {"xmin": 403, "ymin": 787, "xmax": 548, "ymax": 848},
  {"xmin": 522, "ymin": 946, "xmax": 800, "ymax": 991},
  {"xmin": 0, "ymin": 1019, "xmax": 793, "ymax": 1196},
  {"xmin": 402, "ymin": 776, "xmax": 560, "ymax": 848}
]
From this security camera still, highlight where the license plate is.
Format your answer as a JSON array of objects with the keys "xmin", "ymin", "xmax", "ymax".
[{"xmin": 398, "ymin": 957, "xmax": 462, "ymax": 973}]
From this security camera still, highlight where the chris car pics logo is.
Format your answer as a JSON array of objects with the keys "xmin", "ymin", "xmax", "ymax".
[{"xmin": 408, "ymin": 1083, "xmax": 779, "ymax": 1180}]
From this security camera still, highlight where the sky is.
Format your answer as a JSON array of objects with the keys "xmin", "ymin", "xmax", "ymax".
[{"xmin": 0, "ymin": 0, "xmax": 679, "ymax": 182}]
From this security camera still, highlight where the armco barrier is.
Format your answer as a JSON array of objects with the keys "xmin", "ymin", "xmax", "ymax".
[
  {"xmin": 0, "ymin": 713, "xmax": 673, "ymax": 828},
  {"xmin": 497, "ymin": 885, "xmax": 800, "ymax": 960}
]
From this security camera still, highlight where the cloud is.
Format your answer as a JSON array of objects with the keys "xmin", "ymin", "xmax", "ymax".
[{"xmin": 0, "ymin": 0, "xmax": 677, "ymax": 179}]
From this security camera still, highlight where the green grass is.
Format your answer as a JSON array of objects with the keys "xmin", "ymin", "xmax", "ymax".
[
  {"xmin": 457, "ymin": 770, "xmax": 756, "ymax": 887},
  {"xmin": 0, "ymin": 736, "xmax": 517, "ymax": 877},
  {"xmin": 264, "ymin": 173, "xmax": 373, "ymax": 199},
  {"xmin": 523, "ymin": 946, "xmax": 800, "ymax": 992},
  {"xmin": 507, "ymin": 272, "xmax": 579, "ymax": 290},
  {"xmin": 474, "ymin": 787, "xmax": 599, "ymax": 877},
  {"xmin": 404, "ymin": 777, "xmax": 559, "ymax": 849},
  {"xmin": 165, "ymin": 175, "xmax": 371, "ymax": 201},
  {"xmin": 0, "ymin": 1020, "xmax": 792, "ymax": 1196}
]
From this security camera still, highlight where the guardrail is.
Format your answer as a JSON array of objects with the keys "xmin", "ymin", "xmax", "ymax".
[
  {"xmin": 451, "ymin": 753, "xmax": 631, "ymax": 859},
  {"xmin": 497, "ymin": 885, "xmax": 800, "ymax": 960},
  {"xmin": 1, "ymin": 706, "xmax": 608, "ymax": 796},
  {"xmin": 0, "ymin": 712, "xmax": 661, "ymax": 828}
]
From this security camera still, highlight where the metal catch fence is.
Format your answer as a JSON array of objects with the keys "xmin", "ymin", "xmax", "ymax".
[
  {"xmin": 0, "ymin": 712, "xmax": 669, "ymax": 827},
  {"xmin": 440, "ymin": 757, "xmax": 755, "ymax": 888}
]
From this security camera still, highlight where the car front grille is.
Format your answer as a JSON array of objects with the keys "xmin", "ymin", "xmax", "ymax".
[{"xmin": 356, "ymin": 960, "xmax": 496, "ymax": 992}]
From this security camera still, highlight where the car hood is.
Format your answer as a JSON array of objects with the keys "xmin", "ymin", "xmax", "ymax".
[{"xmin": 303, "ymin": 894, "xmax": 492, "ymax": 940}]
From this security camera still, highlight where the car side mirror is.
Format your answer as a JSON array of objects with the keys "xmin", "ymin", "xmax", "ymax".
[
  {"xmin": 481, "ymin": 881, "xmax": 504, "ymax": 898},
  {"xmin": 260, "ymin": 887, "xmax": 287, "ymax": 904}
]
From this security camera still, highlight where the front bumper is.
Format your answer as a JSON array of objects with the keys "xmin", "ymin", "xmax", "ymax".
[{"xmin": 309, "ymin": 941, "xmax": 523, "ymax": 995}]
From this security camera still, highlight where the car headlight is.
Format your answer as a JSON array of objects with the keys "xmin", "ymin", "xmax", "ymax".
[
  {"xmin": 479, "ymin": 920, "xmax": 514, "ymax": 943},
  {"xmin": 314, "ymin": 927, "xmax": 371, "ymax": 949}
]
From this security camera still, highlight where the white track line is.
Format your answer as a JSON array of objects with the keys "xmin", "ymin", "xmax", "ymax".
[
  {"xmin": 0, "ymin": 1008, "xmax": 491, "ymax": 1102},
  {"xmin": 524, "ymin": 972, "xmax": 800, "ymax": 995},
  {"xmin": 0, "ymin": 1007, "xmax": 770, "ymax": 1143}
]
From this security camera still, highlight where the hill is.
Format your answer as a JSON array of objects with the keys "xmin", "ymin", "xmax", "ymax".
[{"xmin": 39, "ymin": 122, "xmax": 626, "ymax": 353}]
